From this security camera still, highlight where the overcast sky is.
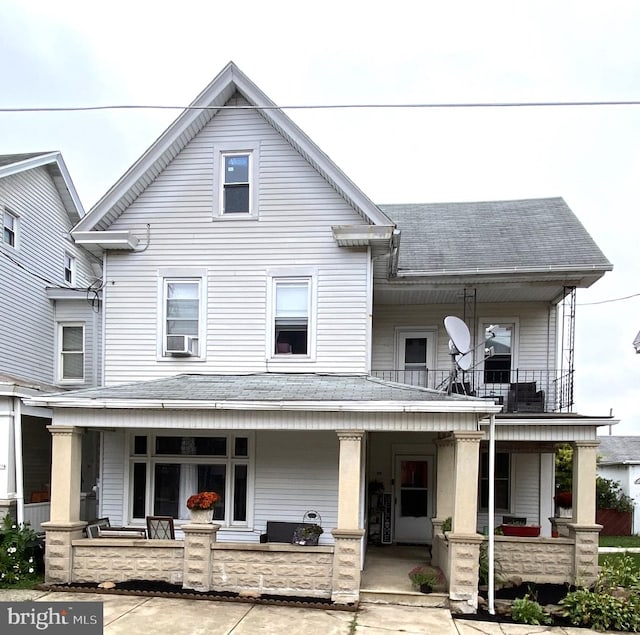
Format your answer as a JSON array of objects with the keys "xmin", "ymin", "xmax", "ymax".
[{"xmin": 1, "ymin": 0, "xmax": 638, "ymax": 433}]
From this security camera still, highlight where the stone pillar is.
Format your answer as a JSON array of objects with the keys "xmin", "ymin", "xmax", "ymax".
[
  {"xmin": 48, "ymin": 426, "xmax": 84, "ymax": 523},
  {"xmin": 452, "ymin": 431, "xmax": 483, "ymax": 534},
  {"xmin": 448, "ymin": 431, "xmax": 484, "ymax": 613},
  {"xmin": 182, "ymin": 522, "xmax": 219, "ymax": 592},
  {"xmin": 572, "ymin": 441, "xmax": 599, "ymax": 525},
  {"xmin": 447, "ymin": 534, "xmax": 484, "ymax": 614},
  {"xmin": 331, "ymin": 528, "xmax": 365, "ymax": 604},
  {"xmin": 332, "ymin": 431, "xmax": 364, "ymax": 604},
  {"xmin": 42, "ymin": 426, "xmax": 85, "ymax": 584},
  {"xmin": 569, "ymin": 440, "xmax": 601, "ymax": 586}
]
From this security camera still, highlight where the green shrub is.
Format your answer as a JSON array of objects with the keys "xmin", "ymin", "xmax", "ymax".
[
  {"xmin": 598, "ymin": 552, "xmax": 640, "ymax": 590},
  {"xmin": 511, "ymin": 595, "xmax": 552, "ymax": 625},
  {"xmin": 597, "ymin": 477, "xmax": 634, "ymax": 513},
  {"xmin": 478, "ymin": 543, "xmax": 503, "ymax": 587},
  {"xmin": 0, "ymin": 514, "xmax": 41, "ymax": 588},
  {"xmin": 561, "ymin": 589, "xmax": 640, "ymax": 632}
]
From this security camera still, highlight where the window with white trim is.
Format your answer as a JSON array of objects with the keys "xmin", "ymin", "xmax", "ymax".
[
  {"xmin": 479, "ymin": 451, "xmax": 510, "ymax": 511},
  {"xmin": 163, "ymin": 278, "xmax": 201, "ymax": 357},
  {"xmin": 2, "ymin": 208, "xmax": 17, "ymax": 248},
  {"xmin": 64, "ymin": 252, "xmax": 76, "ymax": 285},
  {"xmin": 213, "ymin": 142, "xmax": 259, "ymax": 219},
  {"xmin": 273, "ymin": 278, "xmax": 310, "ymax": 355},
  {"xmin": 58, "ymin": 324, "xmax": 84, "ymax": 382},
  {"xmin": 129, "ymin": 433, "xmax": 252, "ymax": 525},
  {"xmin": 482, "ymin": 321, "xmax": 517, "ymax": 384}
]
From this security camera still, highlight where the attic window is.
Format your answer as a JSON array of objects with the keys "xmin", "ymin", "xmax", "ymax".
[
  {"xmin": 2, "ymin": 208, "xmax": 17, "ymax": 248},
  {"xmin": 213, "ymin": 142, "xmax": 260, "ymax": 220}
]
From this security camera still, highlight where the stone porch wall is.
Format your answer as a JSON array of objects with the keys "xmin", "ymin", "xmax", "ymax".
[
  {"xmin": 212, "ymin": 543, "xmax": 334, "ymax": 599},
  {"xmin": 67, "ymin": 539, "xmax": 333, "ymax": 599},
  {"xmin": 72, "ymin": 539, "xmax": 184, "ymax": 585},
  {"xmin": 493, "ymin": 536, "xmax": 574, "ymax": 583}
]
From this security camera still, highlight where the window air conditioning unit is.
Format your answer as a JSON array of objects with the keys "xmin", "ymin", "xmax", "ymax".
[{"xmin": 165, "ymin": 335, "xmax": 198, "ymax": 357}]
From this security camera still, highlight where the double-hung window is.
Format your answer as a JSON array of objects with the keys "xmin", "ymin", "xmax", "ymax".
[
  {"xmin": 479, "ymin": 451, "xmax": 510, "ymax": 511},
  {"xmin": 2, "ymin": 208, "xmax": 17, "ymax": 247},
  {"xmin": 130, "ymin": 433, "xmax": 252, "ymax": 526},
  {"xmin": 163, "ymin": 279, "xmax": 201, "ymax": 357},
  {"xmin": 64, "ymin": 252, "xmax": 76, "ymax": 285},
  {"xmin": 59, "ymin": 324, "xmax": 84, "ymax": 382},
  {"xmin": 273, "ymin": 279, "xmax": 310, "ymax": 355},
  {"xmin": 213, "ymin": 142, "xmax": 259, "ymax": 219}
]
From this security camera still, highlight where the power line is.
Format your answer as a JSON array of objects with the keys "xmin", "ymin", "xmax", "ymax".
[
  {"xmin": 578, "ymin": 292, "xmax": 640, "ymax": 306},
  {"xmin": 2, "ymin": 100, "xmax": 640, "ymax": 114}
]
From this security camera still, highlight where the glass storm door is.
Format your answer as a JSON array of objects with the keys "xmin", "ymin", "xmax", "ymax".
[{"xmin": 394, "ymin": 455, "xmax": 432, "ymax": 543}]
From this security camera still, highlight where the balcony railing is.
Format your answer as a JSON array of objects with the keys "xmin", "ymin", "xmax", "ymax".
[{"xmin": 371, "ymin": 369, "xmax": 574, "ymax": 413}]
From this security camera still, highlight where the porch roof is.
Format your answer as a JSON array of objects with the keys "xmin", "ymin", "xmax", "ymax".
[{"xmin": 25, "ymin": 372, "xmax": 502, "ymax": 414}]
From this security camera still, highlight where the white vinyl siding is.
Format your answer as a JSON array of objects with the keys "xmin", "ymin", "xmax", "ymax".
[
  {"xmin": 0, "ymin": 167, "xmax": 98, "ymax": 385},
  {"xmin": 103, "ymin": 94, "xmax": 369, "ymax": 382},
  {"xmin": 253, "ymin": 431, "xmax": 338, "ymax": 545},
  {"xmin": 100, "ymin": 430, "xmax": 127, "ymax": 525}
]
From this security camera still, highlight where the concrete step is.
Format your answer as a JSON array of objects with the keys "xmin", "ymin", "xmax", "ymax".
[{"xmin": 360, "ymin": 590, "xmax": 449, "ymax": 608}]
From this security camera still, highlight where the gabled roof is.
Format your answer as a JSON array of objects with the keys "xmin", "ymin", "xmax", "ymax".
[
  {"xmin": 633, "ymin": 330, "xmax": 640, "ymax": 353},
  {"xmin": 73, "ymin": 62, "xmax": 393, "ymax": 235},
  {"xmin": 0, "ymin": 151, "xmax": 85, "ymax": 224},
  {"xmin": 380, "ymin": 198, "xmax": 612, "ymax": 284},
  {"xmin": 26, "ymin": 373, "xmax": 501, "ymax": 414},
  {"xmin": 598, "ymin": 436, "xmax": 640, "ymax": 465}
]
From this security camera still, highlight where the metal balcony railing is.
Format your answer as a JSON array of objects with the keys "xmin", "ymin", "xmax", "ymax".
[{"xmin": 371, "ymin": 369, "xmax": 574, "ymax": 413}]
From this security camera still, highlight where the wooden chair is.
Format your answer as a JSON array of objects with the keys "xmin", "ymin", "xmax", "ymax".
[{"xmin": 146, "ymin": 516, "xmax": 175, "ymax": 539}]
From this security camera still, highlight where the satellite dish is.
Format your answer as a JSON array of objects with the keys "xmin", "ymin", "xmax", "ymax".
[
  {"xmin": 455, "ymin": 351, "xmax": 473, "ymax": 371},
  {"xmin": 444, "ymin": 316, "xmax": 471, "ymax": 355}
]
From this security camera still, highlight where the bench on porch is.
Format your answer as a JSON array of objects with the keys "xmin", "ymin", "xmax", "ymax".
[{"xmin": 259, "ymin": 521, "xmax": 319, "ymax": 544}]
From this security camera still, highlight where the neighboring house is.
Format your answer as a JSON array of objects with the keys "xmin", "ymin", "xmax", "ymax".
[
  {"xmin": 28, "ymin": 63, "xmax": 614, "ymax": 612},
  {"xmin": 597, "ymin": 435, "xmax": 640, "ymax": 535},
  {"xmin": 0, "ymin": 152, "xmax": 102, "ymax": 531}
]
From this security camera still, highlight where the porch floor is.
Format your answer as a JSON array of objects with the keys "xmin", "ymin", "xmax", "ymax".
[{"xmin": 360, "ymin": 544, "xmax": 448, "ymax": 608}]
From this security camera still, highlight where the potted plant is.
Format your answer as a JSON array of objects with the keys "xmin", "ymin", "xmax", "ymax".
[
  {"xmin": 292, "ymin": 523, "xmax": 323, "ymax": 546},
  {"xmin": 408, "ymin": 565, "xmax": 440, "ymax": 593},
  {"xmin": 186, "ymin": 491, "xmax": 220, "ymax": 523},
  {"xmin": 554, "ymin": 490, "xmax": 572, "ymax": 517}
]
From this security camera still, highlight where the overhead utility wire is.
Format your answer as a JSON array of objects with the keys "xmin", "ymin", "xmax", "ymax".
[
  {"xmin": 2, "ymin": 100, "xmax": 640, "ymax": 113},
  {"xmin": 578, "ymin": 292, "xmax": 640, "ymax": 306}
]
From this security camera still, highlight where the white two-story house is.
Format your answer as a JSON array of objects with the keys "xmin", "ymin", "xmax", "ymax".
[
  {"xmin": 0, "ymin": 152, "xmax": 102, "ymax": 531},
  {"xmin": 30, "ymin": 64, "xmax": 613, "ymax": 612}
]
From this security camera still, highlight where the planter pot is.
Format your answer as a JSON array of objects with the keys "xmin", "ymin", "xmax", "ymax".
[
  {"xmin": 419, "ymin": 583, "xmax": 433, "ymax": 594},
  {"xmin": 501, "ymin": 524, "xmax": 541, "ymax": 537},
  {"xmin": 189, "ymin": 508, "xmax": 213, "ymax": 524},
  {"xmin": 557, "ymin": 506, "xmax": 572, "ymax": 518}
]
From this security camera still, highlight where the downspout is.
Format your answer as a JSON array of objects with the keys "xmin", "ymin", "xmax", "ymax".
[
  {"xmin": 101, "ymin": 250, "xmax": 107, "ymax": 386},
  {"xmin": 487, "ymin": 413, "xmax": 496, "ymax": 615},
  {"xmin": 13, "ymin": 397, "xmax": 24, "ymax": 525}
]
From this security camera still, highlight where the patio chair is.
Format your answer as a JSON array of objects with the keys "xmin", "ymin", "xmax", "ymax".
[
  {"xmin": 85, "ymin": 517, "xmax": 110, "ymax": 538},
  {"xmin": 146, "ymin": 516, "xmax": 175, "ymax": 539}
]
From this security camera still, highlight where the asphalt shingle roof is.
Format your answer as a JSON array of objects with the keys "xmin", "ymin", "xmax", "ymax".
[
  {"xmin": 598, "ymin": 436, "xmax": 640, "ymax": 464},
  {"xmin": 380, "ymin": 198, "xmax": 612, "ymax": 273},
  {"xmin": 38, "ymin": 373, "xmax": 477, "ymax": 404}
]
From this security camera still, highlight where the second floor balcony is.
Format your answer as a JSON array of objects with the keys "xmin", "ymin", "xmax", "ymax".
[{"xmin": 371, "ymin": 368, "xmax": 574, "ymax": 414}]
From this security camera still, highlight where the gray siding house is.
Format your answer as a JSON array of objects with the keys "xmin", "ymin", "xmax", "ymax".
[
  {"xmin": 29, "ymin": 64, "xmax": 613, "ymax": 612},
  {"xmin": 0, "ymin": 152, "xmax": 102, "ymax": 531}
]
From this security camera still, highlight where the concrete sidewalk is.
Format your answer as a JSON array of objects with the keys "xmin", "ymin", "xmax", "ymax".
[{"xmin": 0, "ymin": 589, "xmax": 619, "ymax": 634}]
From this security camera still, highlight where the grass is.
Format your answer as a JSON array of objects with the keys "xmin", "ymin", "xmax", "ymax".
[
  {"xmin": 600, "ymin": 536, "xmax": 640, "ymax": 548},
  {"xmin": 599, "ymin": 552, "xmax": 640, "ymax": 569}
]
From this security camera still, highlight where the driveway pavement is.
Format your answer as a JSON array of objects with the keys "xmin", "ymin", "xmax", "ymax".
[{"xmin": 0, "ymin": 589, "xmax": 622, "ymax": 634}]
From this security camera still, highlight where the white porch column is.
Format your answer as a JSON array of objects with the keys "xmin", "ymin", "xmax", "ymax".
[
  {"xmin": 0, "ymin": 397, "xmax": 16, "ymax": 518},
  {"xmin": 331, "ymin": 430, "xmax": 365, "ymax": 605},
  {"xmin": 42, "ymin": 425, "xmax": 85, "ymax": 584},
  {"xmin": 448, "ymin": 430, "xmax": 484, "ymax": 614}
]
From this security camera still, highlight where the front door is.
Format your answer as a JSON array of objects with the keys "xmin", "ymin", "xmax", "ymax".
[
  {"xmin": 395, "ymin": 329, "xmax": 437, "ymax": 388},
  {"xmin": 394, "ymin": 455, "xmax": 432, "ymax": 543}
]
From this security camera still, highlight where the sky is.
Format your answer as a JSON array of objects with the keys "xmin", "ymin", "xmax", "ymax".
[{"xmin": 1, "ymin": 0, "xmax": 638, "ymax": 433}]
